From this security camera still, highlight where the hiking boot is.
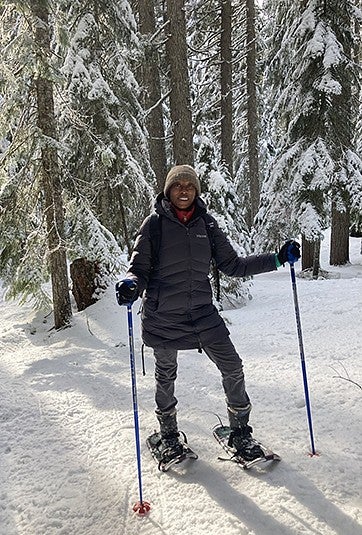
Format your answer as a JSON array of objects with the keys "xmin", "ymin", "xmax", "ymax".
[
  {"xmin": 156, "ymin": 409, "xmax": 183, "ymax": 460},
  {"xmin": 228, "ymin": 425, "xmax": 264, "ymax": 461},
  {"xmin": 226, "ymin": 404, "xmax": 263, "ymax": 460},
  {"xmin": 156, "ymin": 408, "xmax": 178, "ymax": 435}
]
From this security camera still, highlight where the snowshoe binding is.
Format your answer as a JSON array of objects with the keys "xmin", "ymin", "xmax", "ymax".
[{"xmin": 146, "ymin": 431, "xmax": 198, "ymax": 472}]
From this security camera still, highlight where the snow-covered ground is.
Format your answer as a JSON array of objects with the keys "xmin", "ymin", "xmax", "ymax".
[{"xmin": 0, "ymin": 234, "xmax": 361, "ymax": 535}]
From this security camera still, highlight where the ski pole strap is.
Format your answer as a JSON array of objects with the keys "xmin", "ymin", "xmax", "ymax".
[{"xmin": 141, "ymin": 343, "xmax": 146, "ymax": 376}]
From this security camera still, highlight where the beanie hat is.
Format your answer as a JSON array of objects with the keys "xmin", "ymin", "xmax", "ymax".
[{"xmin": 163, "ymin": 165, "xmax": 201, "ymax": 198}]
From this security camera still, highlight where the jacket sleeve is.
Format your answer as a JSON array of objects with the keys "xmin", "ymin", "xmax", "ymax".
[
  {"xmin": 211, "ymin": 218, "xmax": 278, "ymax": 277},
  {"xmin": 125, "ymin": 216, "xmax": 152, "ymax": 293}
]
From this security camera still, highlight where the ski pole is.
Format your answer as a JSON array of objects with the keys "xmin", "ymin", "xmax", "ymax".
[
  {"xmin": 126, "ymin": 303, "xmax": 151, "ymax": 515},
  {"xmin": 289, "ymin": 263, "xmax": 317, "ymax": 456}
]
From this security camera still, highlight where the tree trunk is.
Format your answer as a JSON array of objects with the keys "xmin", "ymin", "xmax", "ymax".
[
  {"xmin": 246, "ymin": 0, "xmax": 259, "ymax": 227},
  {"xmin": 330, "ymin": 201, "xmax": 350, "ymax": 265},
  {"xmin": 329, "ymin": 5, "xmax": 353, "ymax": 266},
  {"xmin": 166, "ymin": 0, "xmax": 194, "ymax": 165},
  {"xmin": 302, "ymin": 235, "xmax": 321, "ymax": 277},
  {"xmin": 32, "ymin": 0, "xmax": 72, "ymax": 329},
  {"xmin": 301, "ymin": 235, "xmax": 314, "ymax": 270},
  {"xmin": 70, "ymin": 258, "xmax": 99, "ymax": 311},
  {"xmin": 312, "ymin": 239, "xmax": 321, "ymax": 279},
  {"xmin": 220, "ymin": 0, "xmax": 233, "ymax": 177},
  {"xmin": 138, "ymin": 0, "xmax": 167, "ymax": 190}
]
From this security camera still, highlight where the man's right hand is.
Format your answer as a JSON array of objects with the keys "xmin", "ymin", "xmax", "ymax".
[{"xmin": 115, "ymin": 279, "xmax": 139, "ymax": 306}]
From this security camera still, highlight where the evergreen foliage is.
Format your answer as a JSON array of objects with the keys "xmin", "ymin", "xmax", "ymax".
[
  {"xmin": 255, "ymin": 0, "xmax": 362, "ymax": 253},
  {"xmin": 0, "ymin": 3, "xmax": 52, "ymax": 307},
  {"xmin": 57, "ymin": 0, "xmax": 156, "ymax": 249}
]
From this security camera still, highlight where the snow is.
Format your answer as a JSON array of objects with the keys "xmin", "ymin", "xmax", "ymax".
[{"xmin": 1, "ymin": 234, "xmax": 361, "ymax": 535}]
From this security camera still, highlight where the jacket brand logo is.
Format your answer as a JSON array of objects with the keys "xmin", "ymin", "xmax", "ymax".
[{"xmin": 196, "ymin": 234, "xmax": 207, "ymax": 238}]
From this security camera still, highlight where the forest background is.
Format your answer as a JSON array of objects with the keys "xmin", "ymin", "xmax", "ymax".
[{"xmin": 0, "ymin": 0, "xmax": 361, "ymax": 328}]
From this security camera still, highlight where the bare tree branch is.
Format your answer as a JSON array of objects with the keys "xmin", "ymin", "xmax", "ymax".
[{"xmin": 330, "ymin": 363, "xmax": 362, "ymax": 390}]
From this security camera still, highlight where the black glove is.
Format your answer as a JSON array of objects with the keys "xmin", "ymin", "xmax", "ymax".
[
  {"xmin": 115, "ymin": 279, "xmax": 139, "ymax": 305},
  {"xmin": 277, "ymin": 240, "xmax": 301, "ymax": 266}
]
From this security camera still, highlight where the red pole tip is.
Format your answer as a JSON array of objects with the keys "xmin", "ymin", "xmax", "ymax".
[
  {"xmin": 133, "ymin": 501, "xmax": 151, "ymax": 515},
  {"xmin": 308, "ymin": 451, "xmax": 320, "ymax": 458}
]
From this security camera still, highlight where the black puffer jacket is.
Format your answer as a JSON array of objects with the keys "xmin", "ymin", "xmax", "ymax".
[{"xmin": 127, "ymin": 195, "xmax": 277, "ymax": 349}]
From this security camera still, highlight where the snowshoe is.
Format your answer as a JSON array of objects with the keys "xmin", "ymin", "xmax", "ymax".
[{"xmin": 213, "ymin": 424, "xmax": 281, "ymax": 470}]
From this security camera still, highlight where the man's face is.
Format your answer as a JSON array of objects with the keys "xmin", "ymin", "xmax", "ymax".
[{"xmin": 169, "ymin": 178, "xmax": 197, "ymax": 210}]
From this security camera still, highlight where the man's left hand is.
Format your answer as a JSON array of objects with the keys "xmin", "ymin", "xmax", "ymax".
[{"xmin": 277, "ymin": 240, "xmax": 301, "ymax": 265}]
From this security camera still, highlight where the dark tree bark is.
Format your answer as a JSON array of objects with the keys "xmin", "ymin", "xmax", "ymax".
[
  {"xmin": 246, "ymin": 0, "xmax": 260, "ymax": 227},
  {"xmin": 330, "ymin": 202, "xmax": 350, "ymax": 265},
  {"xmin": 301, "ymin": 235, "xmax": 314, "ymax": 270},
  {"xmin": 220, "ymin": 0, "xmax": 233, "ymax": 177},
  {"xmin": 31, "ymin": 0, "xmax": 72, "ymax": 329},
  {"xmin": 139, "ymin": 0, "xmax": 167, "ymax": 190},
  {"xmin": 328, "ymin": 2, "xmax": 353, "ymax": 265},
  {"xmin": 302, "ymin": 235, "xmax": 321, "ymax": 277},
  {"xmin": 166, "ymin": 0, "xmax": 194, "ymax": 165},
  {"xmin": 312, "ymin": 239, "xmax": 321, "ymax": 279},
  {"xmin": 70, "ymin": 259, "xmax": 99, "ymax": 311}
]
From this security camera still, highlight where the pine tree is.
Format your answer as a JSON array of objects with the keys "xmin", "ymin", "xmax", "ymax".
[
  {"xmin": 165, "ymin": 0, "xmax": 194, "ymax": 165},
  {"xmin": 256, "ymin": 0, "xmax": 362, "ymax": 269},
  {"xmin": 0, "ymin": 1, "xmax": 71, "ymax": 326},
  {"xmin": 245, "ymin": 0, "xmax": 260, "ymax": 227},
  {"xmin": 31, "ymin": 0, "xmax": 72, "ymax": 327},
  {"xmin": 220, "ymin": 0, "xmax": 233, "ymax": 177}
]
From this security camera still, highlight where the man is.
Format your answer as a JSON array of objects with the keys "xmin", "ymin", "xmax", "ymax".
[{"xmin": 116, "ymin": 164, "xmax": 300, "ymax": 462}]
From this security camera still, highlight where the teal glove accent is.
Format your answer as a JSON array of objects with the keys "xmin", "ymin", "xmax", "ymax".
[{"xmin": 275, "ymin": 254, "xmax": 282, "ymax": 268}]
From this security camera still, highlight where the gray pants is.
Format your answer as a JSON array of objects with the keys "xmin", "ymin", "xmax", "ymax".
[{"xmin": 154, "ymin": 337, "xmax": 250, "ymax": 415}]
